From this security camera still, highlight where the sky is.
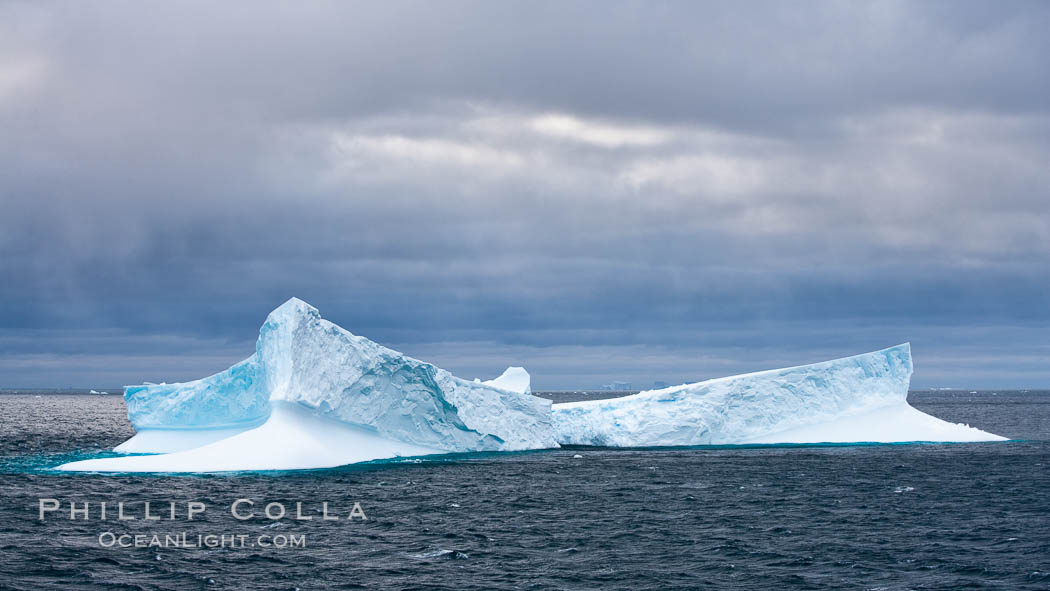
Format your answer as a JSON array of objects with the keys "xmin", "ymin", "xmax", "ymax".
[{"xmin": 1, "ymin": 1, "xmax": 1048, "ymax": 389}]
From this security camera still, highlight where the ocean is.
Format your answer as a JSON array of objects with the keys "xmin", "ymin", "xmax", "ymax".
[{"xmin": 1, "ymin": 390, "xmax": 1047, "ymax": 590}]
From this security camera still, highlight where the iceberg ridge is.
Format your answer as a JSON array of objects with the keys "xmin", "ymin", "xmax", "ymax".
[{"xmin": 552, "ymin": 344, "xmax": 1005, "ymax": 445}]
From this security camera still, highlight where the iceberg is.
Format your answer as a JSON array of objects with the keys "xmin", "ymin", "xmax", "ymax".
[
  {"xmin": 552, "ymin": 344, "xmax": 1006, "ymax": 446},
  {"xmin": 57, "ymin": 299, "xmax": 1004, "ymax": 474},
  {"xmin": 482, "ymin": 366, "xmax": 532, "ymax": 395},
  {"xmin": 59, "ymin": 298, "xmax": 558, "ymax": 472}
]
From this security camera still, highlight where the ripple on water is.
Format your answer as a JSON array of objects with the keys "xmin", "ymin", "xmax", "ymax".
[{"xmin": 0, "ymin": 392, "xmax": 1047, "ymax": 590}]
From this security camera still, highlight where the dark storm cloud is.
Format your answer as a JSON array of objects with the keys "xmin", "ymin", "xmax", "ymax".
[{"xmin": 1, "ymin": 1, "xmax": 1048, "ymax": 388}]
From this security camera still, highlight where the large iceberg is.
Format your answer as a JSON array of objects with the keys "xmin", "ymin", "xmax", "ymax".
[
  {"xmin": 58, "ymin": 300, "xmax": 1004, "ymax": 473},
  {"xmin": 552, "ymin": 344, "xmax": 1005, "ymax": 446},
  {"xmin": 59, "ymin": 298, "xmax": 558, "ymax": 472}
]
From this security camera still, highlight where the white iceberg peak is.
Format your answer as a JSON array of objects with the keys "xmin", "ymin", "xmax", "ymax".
[
  {"xmin": 265, "ymin": 296, "xmax": 319, "ymax": 326},
  {"xmin": 483, "ymin": 366, "xmax": 532, "ymax": 395}
]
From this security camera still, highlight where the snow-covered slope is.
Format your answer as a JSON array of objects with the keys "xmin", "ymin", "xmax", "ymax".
[
  {"xmin": 60, "ymin": 298, "xmax": 557, "ymax": 472},
  {"xmin": 552, "ymin": 344, "xmax": 1005, "ymax": 446},
  {"xmin": 63, "ymin": 402, "xmax": 443, "ymax": 472}
]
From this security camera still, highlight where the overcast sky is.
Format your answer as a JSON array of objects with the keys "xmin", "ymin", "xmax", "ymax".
[{"xmin": 2, "ymin": 1, "xmax": 1048, "ymax": 389}]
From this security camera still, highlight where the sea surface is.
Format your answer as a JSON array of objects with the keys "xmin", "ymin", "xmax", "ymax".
[{"xmin": 0, "ymin": 390, "xmax": 1047, "ymax": 590}]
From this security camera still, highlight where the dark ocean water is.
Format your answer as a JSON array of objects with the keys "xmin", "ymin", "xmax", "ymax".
[{"xmin": 0, "ymin": 390, "xmax": 1047, "ymax": 590}]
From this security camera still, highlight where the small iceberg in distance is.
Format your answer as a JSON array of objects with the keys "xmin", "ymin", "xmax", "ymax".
[
  {"xmin": 482, "ymin": 366, "xmax": 532, "ymax": 395},
  {"xmin": 59, "ymin": 298, "xmax": 558, "ymax": 472},
  {"xmin": 551, "ymin": 344, "xmax": 1006, "ymax": 446}
]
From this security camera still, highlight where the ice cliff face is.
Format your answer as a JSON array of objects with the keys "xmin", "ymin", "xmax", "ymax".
[
  {"xmin": 122, "ymin": 298, "xmax": 556, "ymax": 453},
  {"xmin": 124, "ymin": 358, "xmax": 269, "ymax": 430},
  {"xmin": 552, "ymin": 344, "xmax": 999, "ymax": 446}
]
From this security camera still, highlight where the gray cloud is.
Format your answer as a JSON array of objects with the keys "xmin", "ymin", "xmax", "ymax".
[{"xmin": 1, "ymin": 1, "xmax": 1048, "ymax": 388}]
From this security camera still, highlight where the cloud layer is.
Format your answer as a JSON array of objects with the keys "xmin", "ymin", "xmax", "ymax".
[{"xmin": 2, "ymin": 1, "xmax": 1048, "ymax": 388}]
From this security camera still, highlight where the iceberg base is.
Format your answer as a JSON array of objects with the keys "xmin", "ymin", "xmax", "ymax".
[
  {"xmin": 742, "ymin": 403, "xmax": 1007, "ymax": 444},
  {"xmin": 58, "ymin": 402, "xmax": 444, "ymax": 473},
  {"xmin": 113, "ymin": 425, "xmax": 260, "ymax": 454}
]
